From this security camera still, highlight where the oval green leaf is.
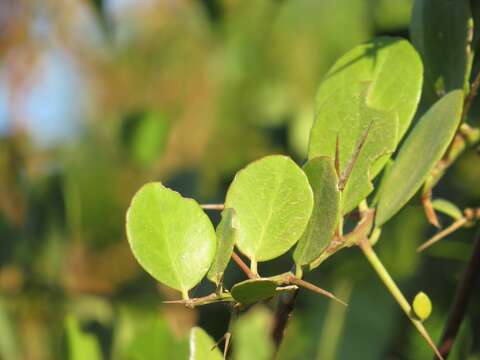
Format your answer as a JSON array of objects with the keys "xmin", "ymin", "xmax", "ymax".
[
  {"xmin": 126, "ymin": 182, "xmax": 216, "ymax": 297},
  {"xmin": 293, "ymin": 156, "xmax": 340, "ymax": 266},
  {"xmin": 225, "ymin": 155, "xmax": 313, "ymax": 262},
  {"xmin": 207, "ymin": 208, "xmax": 239, "ymax": 285},
  {"xmin": 376, "ymin": 90, "xmax": 464, "ymax": 226},
  {"xmin": 231, "ymin": 279, "xmax": 277, "ymax": 305},
  {"xmin": 410, "ymin": 0, "xmax": 471, "ymax": 106},
  {"xmin": 189, "ymin": 327, "xmax": 223, "ymax": 360},
  {"xmin": 308, "ymin": 37, "xmax": 423, "ymax": 213}
]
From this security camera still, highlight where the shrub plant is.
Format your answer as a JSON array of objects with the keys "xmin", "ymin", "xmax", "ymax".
[{"xmin": 126, "ymin": 1, "xmax": 480, "ymax": 358}]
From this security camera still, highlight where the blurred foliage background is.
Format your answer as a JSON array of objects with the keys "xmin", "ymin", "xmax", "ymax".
[{"xmin": 0, "ymin": 0, "xmax": 479, "ymax": 359}]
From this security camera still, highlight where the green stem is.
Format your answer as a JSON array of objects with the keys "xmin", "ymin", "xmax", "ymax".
[
  {"xmin": 165, "ymin": 292, "xmax": 234, "ymax": 307},
  {"xmin": 250, "ymin": 259, "xmax": 258, "ymax": 275},
  {"xmin": 316, "ymin": 279, "xmax": 353, "ymax": 360},
  {"xmin": 358, "ymin": 239, "xmax": 443, "ymax": 360},
  {"xmin": 295, "ymin": 265, "xmax": 303, "ymax": 279}
]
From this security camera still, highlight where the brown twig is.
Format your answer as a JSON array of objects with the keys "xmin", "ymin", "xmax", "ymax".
[
  {"xmin": 163, "ymin": 292, "xmax": 233, "ymax": 308},
  {"xmin": 417, "ymin": 218, "xmax": 468, "ymax": 252},
  {"xmin": 271, "ymin": 274, "xmax": 347, "ymax": 354},
  {"xmin": 461, "ymin": 70, "xmax": 480, "ymax": 121},
  {"xmin": 422, "ymin": 191, "xmax": 441, "ymax": 228},
  {"xmin": 272, "ymin": 288, "xmax": 299, "ymax": 353},
  {"xmin": 231, "ymin": 251, "xmax": 257, "ymax": 279},
  {"xmin": 437, "ymin": 228, "xmax": 480, "ymax": 359}
]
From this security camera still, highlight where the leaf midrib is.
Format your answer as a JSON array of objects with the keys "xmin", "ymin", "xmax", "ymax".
[
  {"xmin": 146, "ymin": 191, "xmax": 185, "ymax": 292},
  {"xmin": 254, "ymin": 159, "xmax": 289, "ymax": 259}
]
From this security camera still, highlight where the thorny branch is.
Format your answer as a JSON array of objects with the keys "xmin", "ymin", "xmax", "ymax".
[{"xmin": 437, "ymin": 228, "xmax": 480, "ymax": 359}]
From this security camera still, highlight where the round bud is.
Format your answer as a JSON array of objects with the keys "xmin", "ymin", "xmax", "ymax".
[{"xmin": 412, "ymin": 292, "xmax": 432, "ymax": 321}]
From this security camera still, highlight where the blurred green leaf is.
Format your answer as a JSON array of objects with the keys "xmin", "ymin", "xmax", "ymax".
[
  {"xmin": 189, "ymin": 327, "xmax": 223, "ymax": 360},
  {"xmin": 233, "ymin": 307, "xmax": 274, "ymax": 360},
  {"xmin": 294, "ymin": 156, "xmax": 340, "ymax": 266},
  {"xmin": 65, "ymin": 316, "xmax": 102, "ymax": 360},
  {"xmin": 288, "ymin": 108, "xmax": 314, "ymax": 158},
  {"xmin": 122, "ymin": 111, "xmax": 170, "ymax": 168},
  {"xmin": 0, "ymin": 298, "xmax": 20, "ymax": 360},
  {"xmin": 207, "ymin": 208, "xmax": 239, "ymax": 286},
  {"xmin": 377, "ymin": 205, "xmax": 423, "ymax": 279},
  {"xmin": 126, "ymin": 182, "xmax": 216, "ymax": 296},
  {"xmin": 315, "ymin": 280, "xmax": 353, "ymax": 360},
  {"xmin": 309, "ymin": 37, "xmax": 423, "ymax": 213},
  {"xmin": 376, "ymin": 90, "xmax": 464, "ymax": 226},
  {"xmin": 126, "ymin": 313, "xmax": 188, "ymax": 360},
  {"xmin": 225, "ymin": 155, "xmax": 313, "ymax": 262},
  {"xmin": 63, "ymin": 144, "xmax": 124, "ymax": 247},
  {"xmin": 374, "ymin": 0, "xmax": 413, "ymax": 30},
  {"xmin": 231, "ymin": 279, "xmax": 277, "ymax": 305},
  {"xmin": 111, "ymin": 304, "xmax": 188, "ymax": 360},
  {"xmin": 411, "ymin": 0, "xmax": 472, "ymax": 104}
]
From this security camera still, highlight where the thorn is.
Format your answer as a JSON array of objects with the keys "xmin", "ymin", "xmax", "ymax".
[
  {"xmin": 210, "ymin": 332, "xmax": 231, "ymax": 358},
  {"xmin": 286, "ymin": 276, "xmax": 348, "ymax": 306},
  {"xmin": 418, "ymin": 218, "xmax": 468, "ymax": 252},
  {"xmin": 422, "ymin": 192, "xmax": 441, "ymax": 228},
  {"xmin": 201, "ymin": 204, "xmax": 225, "ymax": 210},
  {"xmin": 338, "ymin": 121, "xmax": 373, "ymax": 191},
  {"xmin": 231, "ymin": 251, "xmax": 257, "ymax": 279},
  {"xmin": 224, "ymin": 332, "xmax": 231, "ymax": 359}
]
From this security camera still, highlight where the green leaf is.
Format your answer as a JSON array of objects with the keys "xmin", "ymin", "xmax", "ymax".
[
  {"xmin": 231, "ymin": 279, "xmax": 278, "ymax": 305},
  {"xmin": 410, "ymin": 0, "xmax": 471, "ymax": 105},
  {"xmin": 293, "ymin": 156, "xmax": 340, "ymax": 266},
  {"xmin": 207, "ymin": 208, "xmax": 239, "ymax": 285},
  {"xmin": 65, "ymin": 316, "xmax": 102, "ymax": 360},
  {"xmin": 225, "ymin": 155, "xmax": 313, "ymax": 262},
  {"xmin": 376, "ymin": 90, "xmax": 464, "ymax": 226},
  {"xmin": 126, "ymin": 182, "xmax": 216, "ymax": 297},
  {"xmin": 431, "ymin": 199, "xmax": 464, "ymax": 221},
  {"xmin": 309, "ymin": 37, "xmax": 423, "ymax": 213},
  {"xmin": 233, "ymin": 307, "xmax": 274, "ymax": 360},
  {"xmin": 189, "ymin": 327, "xmax": 223, "ymax": 360}
]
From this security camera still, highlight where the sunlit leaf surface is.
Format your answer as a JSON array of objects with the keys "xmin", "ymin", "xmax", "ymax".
[
  {"xmin": 126, "ymin": 182, "xmax": 216, "ymax": 296},
  {"xmin": 225, "ymin": 155, "xmax": 313, "ymax": 262},
  {"xmin": 376, "ymin": 90, "xmax": 464, "ymax": 226},
  {"xmin": 309, "ymin": 37, "xmax": 423, "ymax": 213}
]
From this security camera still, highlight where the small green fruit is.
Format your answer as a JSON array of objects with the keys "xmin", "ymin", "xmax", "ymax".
[{"xmin": 412, "ymin": 292, "xmax": 432, "ymax": 321}]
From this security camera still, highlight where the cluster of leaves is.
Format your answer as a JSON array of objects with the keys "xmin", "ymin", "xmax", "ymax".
[{"xmin": 126, "ymin": 24, "xmax": 473, "ymax": 357}]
